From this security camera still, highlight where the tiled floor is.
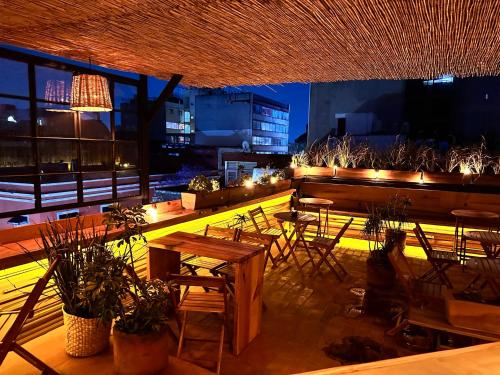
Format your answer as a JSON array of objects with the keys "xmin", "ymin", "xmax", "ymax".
[{"xmin": 171, "ymin": 246, "xmax": 483, "ymax": 374}]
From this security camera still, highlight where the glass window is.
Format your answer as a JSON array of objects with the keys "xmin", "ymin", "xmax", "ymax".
[
  {"xmin": 0, "ymin": 175, "xmax": 36, "ymax": 214},
  {"xmin": 0, "ymin": 97, "xmax": 31, "ymax": 136},
  {"xmin": 38, "ymin": 139, "xmax": 78, "ymax": 172},
  {"xmin": 116, "ymin": 141, "xmax": 138, "ymax": 169},
  {"xmin": 114, "ymin": 83, "xmax": 138, "ymax": 110},
  {"xmin": 40, "ymin": 173, "xmax": 78, "ymax": 207},
  {"xmin": 115, "ymin": 111, "xmax": 138, "ymax": 140},
  {"xmin": 80, "ymin": 112, "xmax": 111, "ymax": 139},
  {"xmin": 0, "ymin": 58, "xmax": 29, "ymax": 97},
  {"xmin": 37, "ymin": 103, "xmax": 75, "ymax": 137},
  {"xmin": 83, "ymin": 171, "xmax": 113, "ymax": 202},
  {"xmin": 35, "ymin": 66, "xmax": 72, "ymax": 102},
  {"xmin": 0, "ymin": 139, "xmax": 35, "ymax": 170},
  {"xmin": 81, "ymin": 141, "xmax": 113, "ymax": 170},
  {"xmin": 116, "ymin": 170, "xmax": 140, "ymax": 198}
]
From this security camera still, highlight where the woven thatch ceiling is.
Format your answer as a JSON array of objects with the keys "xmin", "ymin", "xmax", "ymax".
[{"xmin": 1, "ymin": 1, "xmax": 499, "ymax": 87}]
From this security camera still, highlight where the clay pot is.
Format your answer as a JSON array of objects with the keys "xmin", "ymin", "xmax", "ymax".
[{"xmin": 113, "ymin": 327, "xmax": 170, "ymax": 375}]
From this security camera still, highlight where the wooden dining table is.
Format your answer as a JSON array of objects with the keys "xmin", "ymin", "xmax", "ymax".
[{"xmin": 148, "ymin": 231, "xmax": 264, "ymax": 355}]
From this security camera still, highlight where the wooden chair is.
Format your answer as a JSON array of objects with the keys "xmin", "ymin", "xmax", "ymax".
[
  {"xmin": 0, "ymin": 256, "xmax": 61, "ymax": 374},
  {"xmin": 388, "ymin": 245, "xmax": 444, "ymax": 305},
  {"xmin": 248, "ymin": 206, "xmax": 285, "ymax": 267},
  {"xmin": 309, "ymin": 218, "xmax": 353, "ymax": 281},
  {"xmin": 215, "ymin": 231, "xmax": 273, "ymax": 296},
  {"xmin": 182, "ymin": 225, "xmax": 237, "ymax": 277},
  {"xmin": 166, "ymin": 274, "xmax": 230, "ymax": 375},
  {"xmin": 414, "ymin": 222, "xmax": 459, "ymax": 289},
  {"xmin": 386, "ymin": 246, "xmax": 445, "ymax": 336}
]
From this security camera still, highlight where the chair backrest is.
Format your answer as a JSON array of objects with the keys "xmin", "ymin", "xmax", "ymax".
[
  {"xmin": 204, "ymin": 225, "xmax": 238, "ymax": 241},
  {"xmin": 0, "ymin": 256, "xmax": 60, "ymax": 365},
  {"xmin": 387, "ymin": 246, "xmax": 417, "ymax": 295},
  {"xmin": 332, "ymin": 218, "xmax": 353, "ymax": 244},
  {"xmin": 413, "ymin": 222, "xmax": 433, "ymax": 258},
  {"xmin": 238, "ymin": 231, "xmax": 273, "ymax": 250},
  {"xmin": 166, "ymin": 274, "xmax": 226, "ymax": 289},
  {"xmin": 248, "ymin": 206, "xmax": 271, "ymax": 232}
]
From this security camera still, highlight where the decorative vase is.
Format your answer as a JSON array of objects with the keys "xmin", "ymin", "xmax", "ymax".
[
  {"xmin": 62, "ymin": 307, "xmax": 111, "ymax": 357},
  {"xmin": 113, "ymin": 327, "xmax": 170, "ymax": 375}
]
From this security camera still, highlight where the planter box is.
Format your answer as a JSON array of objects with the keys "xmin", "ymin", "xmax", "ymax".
[
  {"xmin": 181, "ymin": 190, "xmax": 229, "ymax": 210},
  {"xmin": 182, "ymin": 179, "xmax": 292, "ymax": 210},
  {"xmin": 228, "ymin": 186, "xmax": 254, "ymax": 204},
  {"xmin": 294, "ymin": 166, "xmax": 500, "ymax": 188},
  {"xmin": 293, "ymin": 166, "xmax": 332, "ymax": 178},
  {"xmin": 445, "ymin": 290, "xmax": 500, "ymax": 334}
]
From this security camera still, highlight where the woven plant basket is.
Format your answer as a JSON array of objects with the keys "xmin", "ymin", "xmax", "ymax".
[{"xmin": 62, "ymin": 307, "xmax": 111, "ymax": 357}]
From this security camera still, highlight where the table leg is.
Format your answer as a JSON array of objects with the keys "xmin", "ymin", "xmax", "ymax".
[
  {"xmin": 233, "ymin": 251, "xmax": 264, "ymax": 355},
  {"xmin": 148, "ymin": 247, "xmax": 180, "ymax": 281}
]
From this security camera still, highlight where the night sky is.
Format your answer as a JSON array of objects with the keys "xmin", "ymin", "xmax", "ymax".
[{"xmin": 3, "ymin": 44, "xmax": 309, "ymax": 143}]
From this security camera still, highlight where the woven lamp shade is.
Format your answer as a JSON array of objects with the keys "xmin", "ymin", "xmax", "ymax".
[
  {"xmin": 70, "ymin": 74, "xmax": 113, "ymax": 112},
  {"xmin": 45, "ymin": 80, "xmax": 71, "ymax": 102}
]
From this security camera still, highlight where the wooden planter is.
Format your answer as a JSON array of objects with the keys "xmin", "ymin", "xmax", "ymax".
[
  {"xmin": 228, "ymin": 186, "xmax": 254, "ymax": 204},
  {"xmin": 444, "ymin": 290, "xmax": 500, "ymax": 334},
  {"xmin": 294, "ymin": 165, "xmax": 500, "ymax": 188},
  {"xmin": 113, "ymin": 328, "xmax": 171, "ymax": 375},
  {"xmin": 182, "ymin": 179, "xmax": 292, "ymax": 210},
  {"xmin": 181, "ymin": 189, "xmax": 229, "ymax": 210}
]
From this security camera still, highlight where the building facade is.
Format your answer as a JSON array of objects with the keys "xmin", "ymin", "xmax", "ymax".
[
  {"xmin": 308, "ymin": 80, "xmax": 408, "ymax": 147},
  {"xmin": 195, "ymin": 91, "xmax": 289, "ymax": 154}
]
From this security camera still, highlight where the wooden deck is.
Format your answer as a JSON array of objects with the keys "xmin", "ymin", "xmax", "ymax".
[{"xmin": 1, "ymin": 246, "xmax": 498, "ymax": 374}]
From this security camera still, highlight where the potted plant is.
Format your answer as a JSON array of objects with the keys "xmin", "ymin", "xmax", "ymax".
[
  {"xmin": 362, "ymin": 194, "xmax": 411, "ymax": 289},
  {"xmin": 113, "ymin": 277, "xmax": 172, "ymax": 375},
  {"xmin": 103, "ymin": 203, "xmax": 172, "ymax": 374},
  {"xmin": 181, "ymin": 175, "xmax": 227, "ymax": 210},
  {"xmin": 40, "ymin": 219, "xmax": 129, "ymax": 357}
]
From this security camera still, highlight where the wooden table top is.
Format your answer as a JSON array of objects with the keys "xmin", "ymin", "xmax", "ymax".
[
  {"xmin": 149, "ymin": 231, "xmax": 262, "ymax": 263},
  {"xmin": 465, "ymin": 231, "xmax": 500, "ymax": 246},
  {"xmin": 465, "ymin": 258, "xmax": 500, "ymax": 276},
  {"xmin": 299, "ymin": 198, "xmax": 333, "ymax": 206},
  {"xmin": 451, "ymin": 209, "xmax": 500, "ymax": 220},
  {"xmin": 274, "ymin": 211, "xmax": 317, "ymax": 223}
]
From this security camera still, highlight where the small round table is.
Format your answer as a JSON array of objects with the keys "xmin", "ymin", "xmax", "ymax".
[
  {"xmin": 451, "ymin": 209, "xmax": 500, "ymax": 263},
  {"xmin": 273, "ymin": 211, "xmax": 317, "ymax": 276},
  {"xmin": 299, "ymin": 198, "xmax": 334, "ymax": 236},
  {"xmin": 464, "ymin": 231, "xmax": 500, "ymax": 258}
]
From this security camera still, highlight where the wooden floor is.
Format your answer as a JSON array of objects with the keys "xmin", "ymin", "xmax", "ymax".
[{"xmin": 1, "ymin": 246, "xmax": 495, "ymax": 375}]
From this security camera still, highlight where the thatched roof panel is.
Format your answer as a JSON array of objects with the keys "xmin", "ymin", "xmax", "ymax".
[{"xmin": 1, "ymin": 1, "xmax": 499, "ymax": 87}]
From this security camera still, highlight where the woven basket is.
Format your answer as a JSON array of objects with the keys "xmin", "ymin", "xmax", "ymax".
[{"xmin": 62, "ymin": 307, "xmax": 111, "ymax": 357}]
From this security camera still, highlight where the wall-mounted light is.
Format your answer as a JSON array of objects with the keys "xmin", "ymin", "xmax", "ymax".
[
  {"xmin": 374, "ymin": 169, "xmax": 380, "ymax": 180},
  {"xmin": 146, "ymin": 204, "xmax": 158, "ymax": 222},
  {"xmin": 6, "ymin": 115, "xmax": 17, "ymax": 123},
  {"xmin": 419, "ymin": 171, "xmax": 424, "ymax": 184},
  {"xmin": 290, "ymin": 162, "xmax": 297, "ymax": 169},
  {"xmin": 270, "ymin": 176, "xmax": 278, "ymax": 184},
  {"xmin": 333, "ymin": 164, "xmax": 338, "ymax": 177},
  {"xmin": 244, "ymin": 179, "xmax": 254, "ymax": 189}
]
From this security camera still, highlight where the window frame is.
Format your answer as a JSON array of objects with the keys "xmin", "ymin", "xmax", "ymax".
[{"xmin": 0, "ymin": 47, "xmax": 144, "ymax": 218}]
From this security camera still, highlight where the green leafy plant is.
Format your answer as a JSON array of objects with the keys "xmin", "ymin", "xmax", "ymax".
[
  {"xmin": 188, "ymin": 175, "xmax": 216, "ymax": 193},
  {"xmin": 103, "ymin": 203, "xmax": 171, "ymax": 335},
  {"xmin": 114, "ymin": 278, "xmax": 171, "ymax": 335},
  {"xmin": 38, "ymin": 219, "xmax": 129, "ymax": 322},
  {"xmin": 361, "ymin": 194, "xmax": 411, "ymax": 264},
  {"xmin": 232, "ymin": 213, "xmax": 249, "ymax": 229}
]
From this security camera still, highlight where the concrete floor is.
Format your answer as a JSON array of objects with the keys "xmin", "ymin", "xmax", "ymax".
[{"xmin": 171, "ymin": 246, "xmax": 480, "ymax": 375}]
